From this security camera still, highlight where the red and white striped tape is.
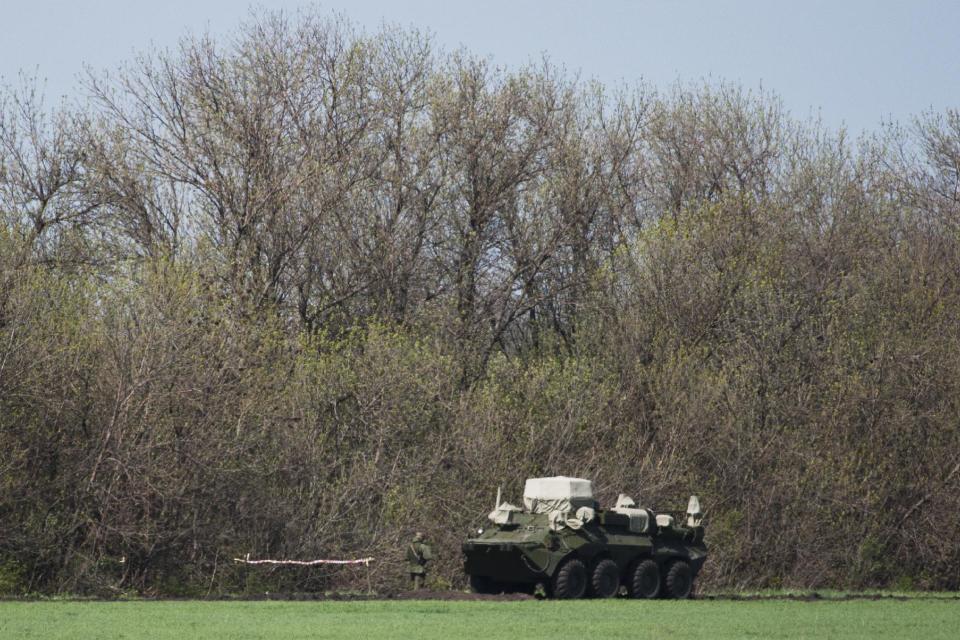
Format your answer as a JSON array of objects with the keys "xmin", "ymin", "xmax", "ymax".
[{"xmin": 234, "ymin": 554, "xmax": 374, "ymax": 567}]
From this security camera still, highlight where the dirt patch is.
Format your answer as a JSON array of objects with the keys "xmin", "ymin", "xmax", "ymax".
[
  {"xmin": 5, "ymin": 590, "xmax": 957, "ymax": 603},
  {"xmin": 389, "ymin": 590, "xmax": 534, "ymax": 601},
  {"xmin": 698, "ymin": 592, "xmax": 934, "ymax": 602},
  {"xmin": 173, "ymin": 590, "xmax": 534, "ymax": 602}
]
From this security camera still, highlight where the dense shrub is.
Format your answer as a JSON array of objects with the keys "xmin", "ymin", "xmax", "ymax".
[{"xmin": 2, "ymin": 10, "xmax": 959, "ymax": 594}]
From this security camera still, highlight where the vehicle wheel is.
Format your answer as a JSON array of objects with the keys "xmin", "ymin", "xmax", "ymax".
[
  {"xmin": 552, "ymin": 557, "xmax": 587, "ymax": 599},
  {"xmin": 629, "ymin": 559, "xmax": 660, "ymax": 599},
  {"xmin": 664, "ymin": 560, "xmax": 693, "ymax": 599},
  {"xmin": 469, "ymin": 574, "xmax": 496, "ymax": 594},
  {"xmin": 590, "ymin": 559, "xmax": 620, "ymax": 598}
]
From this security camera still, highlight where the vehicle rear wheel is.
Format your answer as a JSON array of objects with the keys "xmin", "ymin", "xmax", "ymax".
[
  {"xmin": 589, "ymin": 559, "xmax": 620, "ymax": 598},
  {"xmin": 629, "ymin": 559, "xmax": 660, "ymax": 598},
  {"xmin": 469, "ymin": 574, "xmax": 496, "ymax": 594},
  {"xmin": 664, "ymin": 560, "xmax": 693, "ymax": 599},
  {"xmin": 552, "ymin": 557, "xmax": 587, "ymax": 599}
]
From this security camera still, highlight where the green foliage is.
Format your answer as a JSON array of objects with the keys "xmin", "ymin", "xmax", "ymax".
[{"xmin": 0, "ymin": 559, "xmax": 25, "ymax": 596}]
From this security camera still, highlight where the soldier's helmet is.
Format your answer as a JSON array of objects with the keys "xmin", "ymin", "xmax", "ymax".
[{"xmin": 413, "ymin": 532, "xmax": 424, "ymax": 542}]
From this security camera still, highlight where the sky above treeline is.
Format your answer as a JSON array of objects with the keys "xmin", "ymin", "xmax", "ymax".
[{"xmin": 2, "ymin": 0, "xmax": 958, "ymax": 136}]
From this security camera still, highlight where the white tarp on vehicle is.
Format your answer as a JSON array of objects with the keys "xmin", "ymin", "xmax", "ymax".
[
  {"xmin": 487, "ymin": 502, "xmax": 522, "ymax": 524},
  {"xmin": 523, "ymin": 476, "xmax": 595, "ymax": 514}
]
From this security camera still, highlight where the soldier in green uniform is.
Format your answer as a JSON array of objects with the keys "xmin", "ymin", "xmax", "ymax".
[{"xmin": 406, "ymin": 532, "xmax": 432, "ymax": 590}]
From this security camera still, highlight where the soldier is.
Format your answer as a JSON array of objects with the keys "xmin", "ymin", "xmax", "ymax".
[{"xmin": 406, "ymin": 532, "xmax": 432, "ymax": 590}]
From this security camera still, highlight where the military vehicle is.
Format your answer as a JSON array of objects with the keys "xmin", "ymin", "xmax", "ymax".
[{"xmin": 462, "ymin": 476, "xmax": 706, "ymax": 599}]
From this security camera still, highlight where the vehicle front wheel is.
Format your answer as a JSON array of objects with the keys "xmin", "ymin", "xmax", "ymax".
[
  {"xmin": 664, "ymin": 560, "xmax": 693, "ymax": 599},
  {"xmin": 630, "ymin": 559, "xmax": 660, "ymax": 599},
  {"xmin": 552, "ymin": 558, "xmax": 587, "ymax": 599},
  {"xmin": 589, "ymin": 559, "xmax": 620, "ymax": 598}
]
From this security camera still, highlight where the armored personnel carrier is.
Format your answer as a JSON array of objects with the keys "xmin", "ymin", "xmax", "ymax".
[{"xmin": 462, "ymin": 476, "xmax": 706, "ymax": 599}]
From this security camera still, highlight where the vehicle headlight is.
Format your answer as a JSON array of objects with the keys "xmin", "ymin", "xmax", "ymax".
[{"xmin": 477, "ymin": 528, "xmax": 484, "ymax": 535}]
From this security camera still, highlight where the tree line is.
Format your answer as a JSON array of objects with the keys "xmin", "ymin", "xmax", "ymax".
[{"xmin": 1, "ymin": 10, "xmax": 959, "ymax": 595}]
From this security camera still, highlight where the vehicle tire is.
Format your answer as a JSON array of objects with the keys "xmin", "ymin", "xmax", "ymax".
[
  {"xmin": 629, "ymin": 559, "xmax": 660, "ymax": 599},
  {"xmin": 664, "ymin": 560, "xmax": 693, "ymax": 599},
  {"xmin": 552, "ymin": 557, "xmax": 588, "ymax": 599},
  {"xmin": 469, "ymin": 574, "xmax": 496, "ymax": 594},
  {"xmin": 589, "ymin": 559, "xmax": 620, "ymax": 598}
]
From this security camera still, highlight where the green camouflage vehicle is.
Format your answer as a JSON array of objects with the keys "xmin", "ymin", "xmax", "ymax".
[{"xmin": 462, "ymin": 476, "xmax": 706, "ymax": 599}]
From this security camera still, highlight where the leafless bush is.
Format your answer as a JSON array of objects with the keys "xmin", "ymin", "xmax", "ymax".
[{"xmin": 1, "ymin": 10, "xmax": 959, "ymax": 595}]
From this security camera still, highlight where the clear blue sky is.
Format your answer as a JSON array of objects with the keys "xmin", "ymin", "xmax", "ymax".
[{"xmin": 3, "ymin": 1, "xmax": 958, "ymax": 134}]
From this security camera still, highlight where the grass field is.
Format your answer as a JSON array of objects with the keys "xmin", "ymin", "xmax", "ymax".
[{"xmin": 1, "ymin": 597, "xmax": 958, "ymax": 639}]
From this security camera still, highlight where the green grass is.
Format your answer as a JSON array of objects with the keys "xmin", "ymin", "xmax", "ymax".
[{"xmin": 1, "ymin": 598, "xmax": 958, "ymax": 639}]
